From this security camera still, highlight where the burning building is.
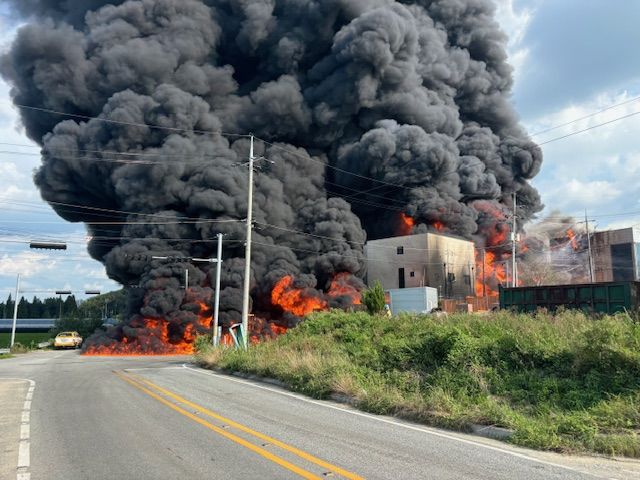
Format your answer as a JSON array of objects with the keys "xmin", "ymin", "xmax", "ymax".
[
  {"xmin": 365, "ymin": 232, "xmax": 476, "ymax": 299},
  {"xmin": 2, "ymin": 0, "xmax": 543, "ymax": 353}
]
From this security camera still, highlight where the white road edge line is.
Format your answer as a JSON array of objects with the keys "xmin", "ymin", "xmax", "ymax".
[
  {"xmin": 0, "ymin": 378, "xmax": 35, "ymax": 480},
  {"xmin": 124, "ymin": 366, "xmax": 185, "ymax": 372},
  {"xmin": 181, "ymin": 364, "xmax": 608, "ymax": 479}
]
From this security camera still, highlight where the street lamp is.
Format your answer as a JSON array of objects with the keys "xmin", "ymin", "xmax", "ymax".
[
  {"xmin": 8, "ymin": 241, "xmax": 69, "ymax": 348},
  {"xmin": 151, "ymin": 233, "xmax": 224, "ymax": 346}
]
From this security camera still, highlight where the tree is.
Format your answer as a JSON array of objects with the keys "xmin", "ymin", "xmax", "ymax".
[
  {"xmin": 17, "ymin": 297, "xmax": 29, "ymax": 318},
  {"xmin": 4, "ymin": 294, "xmax": 13, "ymax": 319},
  {"xmin": 65, "ymin": 295, "xmax": 78, "ymax": 315},
  {"xmin": 362, "ymin": 281, "xmax": 387, "ymax": 315},
  {"xmin": 519, "ymin": 256, "xmax": 567, "ymax": 286}
]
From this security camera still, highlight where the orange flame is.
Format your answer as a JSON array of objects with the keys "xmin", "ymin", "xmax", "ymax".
[
  {"xmin": 248, "ymin": 317, "xmax": 289, "ymax": 345},
  {"xmin": 432, "ymin": 221, "xmax": 445, "ymax": 232},
  {"xmin": 84, "ymin": 301, "xmax": 213, "ymax": 356},
  {"xmin": 271, "ymin": 276, "xmax": 328, "ymax": 316},
  {"xmin": 475, "ymin": 250, "xmax": 507, "ymax": 297},
  {"xmin": 400, "ymin": 213, "xmax": 415, "ymax": 235},
  {"xmin": 566, "ymin": 229, "xmax": 579, "ymax": 251},
  {"xmin": 327, "ymin": 272, "xmax": 362, "ymax": 305}
]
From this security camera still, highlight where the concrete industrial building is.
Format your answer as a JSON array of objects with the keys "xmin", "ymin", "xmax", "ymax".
[
  {"xmin": 365, "ymin": 232, "xmax": 476, "ymax": 299},
  {"xmin": 592, "ymin": 227, "xmax": 640, "ymax": 282}
]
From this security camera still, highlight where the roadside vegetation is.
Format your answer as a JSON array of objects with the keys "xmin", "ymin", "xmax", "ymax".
[
  {"xmin": 49, "ymin": 290, "xmax": 126, "ymax": 339},
  {"xmin": 0, "ymin": 332, "xmax": 52, "ymax": 347},
  {"xmin": 0, "ymin": 290, "xmax": 126, "ymax": 352},
  {"xmin": 196, "ymin": 309, "xmax": 640, "ymax": 457}
]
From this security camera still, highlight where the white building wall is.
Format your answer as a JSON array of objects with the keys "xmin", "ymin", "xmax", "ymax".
[{"xmin": 365, "ymin": 233, "xmax": 476, "ymax": 299}]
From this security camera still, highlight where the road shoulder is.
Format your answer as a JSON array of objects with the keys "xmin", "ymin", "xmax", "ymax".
[
  {"xmin": 0, "ymin": 379, "xmax": 32, "ymax": 480},
  {"xmin": 182, "ymin": 364, "xmax": 640, "ymax": 480}
]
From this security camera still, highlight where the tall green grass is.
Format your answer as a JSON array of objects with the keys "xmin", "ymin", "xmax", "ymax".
[
  {"xmin": 0, "ymin": 332, "xmax": 52, "ymax": 349},
  {"xmin": 196, "ymin": 309, "xmax": 640, "ymax": 457}
]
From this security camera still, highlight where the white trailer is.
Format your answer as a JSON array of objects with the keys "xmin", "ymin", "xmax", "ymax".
[{"xmin": 387, "ymin": 287, "xmax": 439, "ymax": 315}]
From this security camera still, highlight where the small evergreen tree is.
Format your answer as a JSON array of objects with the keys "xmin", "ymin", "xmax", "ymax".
[{"xmin": 361, "ymin": 281, "xmax": 386, "ymax": 315}]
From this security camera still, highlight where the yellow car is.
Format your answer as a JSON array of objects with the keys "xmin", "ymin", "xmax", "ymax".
[{"xmin": 54, "ymin": 331, "xmax": 83, "ymax": 349}]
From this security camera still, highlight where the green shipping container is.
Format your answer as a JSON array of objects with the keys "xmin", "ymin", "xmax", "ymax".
[{"xmin": 499, "ymin": 281, "xmax": 640, "ymax": 315}]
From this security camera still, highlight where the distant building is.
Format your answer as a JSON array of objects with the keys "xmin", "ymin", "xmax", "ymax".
[
  {"xmin": 365, "ymin": 232, "xmax": 476, "ymax": 299},
  {"xmin": 592, "ymin": 228, "xmax": 640, "ymax": 282}
]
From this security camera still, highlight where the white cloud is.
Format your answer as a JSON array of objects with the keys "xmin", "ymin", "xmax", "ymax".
[
  {"xmin": 564, "ymin": 179, "xmax": 620, "ymax": 205},
  {"xmin": 0, "ymin": 251, "xmax": 59, "ymax": 278},
  {"xmin": 494, "ymin": 0, "xmax": 535, "ymax": 84},
  {"xmin": 530, "ymin": 87, "xmax": 640, "ymax": 229}
]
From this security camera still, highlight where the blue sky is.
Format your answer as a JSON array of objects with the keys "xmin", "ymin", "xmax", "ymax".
[{"xmin": 1, "ymin": 0, "xmax": 640, "ymax": 299}]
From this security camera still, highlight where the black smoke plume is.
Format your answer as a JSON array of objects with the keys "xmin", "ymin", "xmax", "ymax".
[{"xmin": 1, "ymin": 0, "xmax": 542, "ymax": 352}]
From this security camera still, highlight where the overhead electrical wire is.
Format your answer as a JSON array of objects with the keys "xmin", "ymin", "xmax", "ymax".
[
  {"xmin": 536, "ymin": 110, "xmax": 640, "ymax": 146},
  {"xmin": 1, "ymin": 100, "xmax": 639, "ymax": 271},
  {"xmin": 530, "ymin": 94, "xmax": 640, "ymax": 136},
  {"xmin": 1, "ymin": 100, "xmax": 249, "ymax": 139},
  {"xmin": 0, "ymin": 98, "xmax": 637, "ymax": 206}
]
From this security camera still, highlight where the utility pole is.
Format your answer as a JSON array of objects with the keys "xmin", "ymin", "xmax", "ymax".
[
  {"xmin": 585, "ymin": 209, "xmax": 595, "ymax": 282},
  {"xmin": 505, "ymin": 261, "xmax": 510, "ymax": 288},
  {"xmin": 512, "ymin": 192, "xmax": 518, "ymax": 288},
  {"xmin": 10, "ymin": 274, "xmax": 20, "ymax": 348},
  {"xmin": 241, "ymin": 135, "xmax": 255, "ymax": 350},
  {"xmin": 468, "ymin": 263, "xmax": 474, "ymax": 296},
  {"xmin": 55, "ymin": 290, "xmax": 72, "ymax": 323},
  {"xmin": 212, "ymin": 233, "xmax": 223, "ymax": 346},
  {"xmin": 481, "ymin": 248, "xmax": 486, "ymax": 297},
  {"xmin": 185, "ymin": 269, "xmax": 189, "ymax": 290}
]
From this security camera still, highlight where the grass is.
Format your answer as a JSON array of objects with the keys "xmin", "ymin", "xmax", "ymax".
[
  {"xmin": 0, "ymin": 332, "xmax": 52, "ymax": 349},
  {"xmin": 195, "ymin": 309, "xmax": 640, "ymax": 458}
]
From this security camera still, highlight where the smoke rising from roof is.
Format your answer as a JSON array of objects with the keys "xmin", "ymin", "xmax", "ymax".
[{"xmin": 1, "ymin": 0, "xmax": 543, "ymax": 349}]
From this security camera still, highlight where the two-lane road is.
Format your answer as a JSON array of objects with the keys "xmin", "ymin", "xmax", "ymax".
[{"xmin": 1, "ymin": 350, "xmax": 638, "ymax": 480}]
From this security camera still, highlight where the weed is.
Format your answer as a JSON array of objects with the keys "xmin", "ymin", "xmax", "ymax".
[{"xmin": 196, "ymin": 309, "xmax": 640, "ymax": 457}]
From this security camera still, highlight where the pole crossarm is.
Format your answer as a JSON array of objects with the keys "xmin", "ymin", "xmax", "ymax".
[{"xmin": 150, "ymin": 255, "xmax": 221, "ymax": 264}]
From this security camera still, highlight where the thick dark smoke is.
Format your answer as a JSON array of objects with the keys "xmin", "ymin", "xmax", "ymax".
[{"xmin": 1, "ymin": 0, "xmax": 543, "ymax": 349}]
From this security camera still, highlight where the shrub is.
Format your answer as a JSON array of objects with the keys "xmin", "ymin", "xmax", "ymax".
[
  {"xmin": 197, "ymin": 310, "xmax": 640, "ymax": 457},
  {"xmin": 10, "ymin": 342, "xmax": 30, "ymax": 354},
  {"xmin": 361, "ymin": 281, "xmax": 386, "ymax": 315}
]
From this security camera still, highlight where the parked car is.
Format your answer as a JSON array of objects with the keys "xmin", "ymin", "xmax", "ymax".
[{"xmin": 54, "ymin": 331, "xmax": 83, "ymax": 349}]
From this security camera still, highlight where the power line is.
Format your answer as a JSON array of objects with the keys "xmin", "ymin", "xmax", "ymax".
[
  {"xmin": 530, "ymin": 95, "xmax": 640, "ymax": 136},
  {"xmin": 0, "ymin": 196, "xmax": 244, "ymax": 224},
  {"xmin": 537, "ymin": 110, "xmax": 640, "ymax": 146},
  {"xmin": 3, "ymin": 99, "xmax": 638, "ymax": 207},
  {"xmin": 3, "ymin": 101, "xmax": 248, "ymax": 139}
]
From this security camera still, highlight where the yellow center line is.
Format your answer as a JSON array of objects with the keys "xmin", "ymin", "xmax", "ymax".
[
  {"xmin": 124, "ymin": 371, "xmax": 364, "ymax": 480},
  {"xmin": 114, "ymin": 371, "xmax": 323, "ymax": 480}
]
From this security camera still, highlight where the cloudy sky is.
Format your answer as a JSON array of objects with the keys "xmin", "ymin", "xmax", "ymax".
[{"xmin": 1, "ymin": 0, "xmax": 640, "ymax": 299}]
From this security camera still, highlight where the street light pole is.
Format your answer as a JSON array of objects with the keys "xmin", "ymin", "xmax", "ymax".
[
  {"xmin": 10, "ymin": 274, "xmax": 21, "ymax": 348},
  {"xmin": 150, "ymin": 253, "xmax": 224, "ymax": 344},
  {"xmin": 241, "ymin": 135, "xmax": 255, "ymax": 350},
  {"xmin": 212, "ymin": 233, "xmax": 223, "ymax": 346},
  {"xmin": 8, "ymin": 242, "xmax": 69, "ymax": 347}
]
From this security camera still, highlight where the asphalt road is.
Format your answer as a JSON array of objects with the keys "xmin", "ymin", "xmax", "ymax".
[{"xmin": 1, "ymin": 350, "xmax": 639, "ymax": 480}]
